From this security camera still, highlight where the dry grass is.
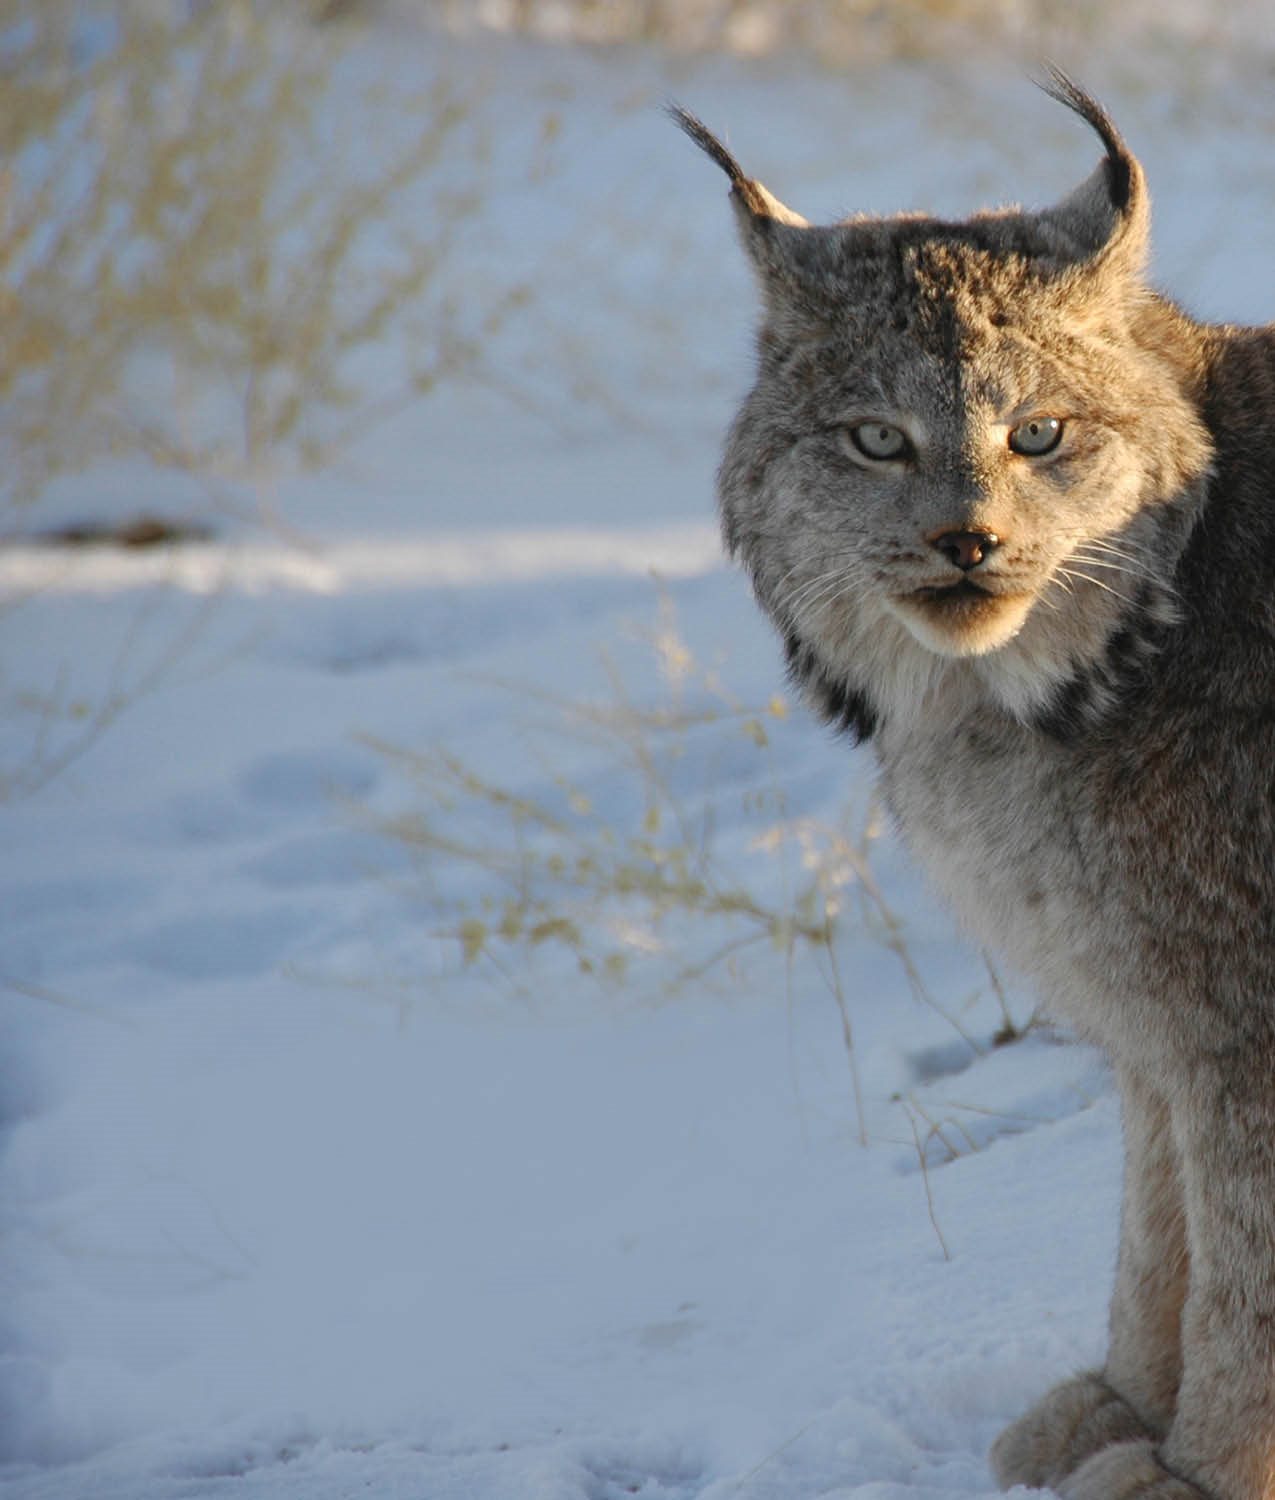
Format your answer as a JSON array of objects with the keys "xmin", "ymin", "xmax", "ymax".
[
  {"xmin": 406, "ymin": 0, "xmax": 1244, "ymax": 69},
  {"xmin": 0, "ymin": 2, "xmax": 511, "ymax": 527},
  {"xmin": 362, "ymin": 591, "xmax": 1030, "ymax": 1142},
  {"xmin": 0, "ymin": 1, "xmax": 532, "ymax": 800}
]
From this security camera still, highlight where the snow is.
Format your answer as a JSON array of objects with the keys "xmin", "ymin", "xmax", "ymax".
[
  {"xmin": 3, "ymin": 22, "xmax": 1270, "ymax": 1500},
  {"xmin": 0, "ymin": 523, "xmax": 723, "ymax": 594}
]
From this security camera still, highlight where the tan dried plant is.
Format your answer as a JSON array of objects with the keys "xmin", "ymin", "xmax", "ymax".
[
  {"xmin": 0, "ymin": 1, "xmax": 508, "ymax": 525},
  {"xmin": 361, "ymin": 593, "xmax": 1023, "ymax": 1143}
]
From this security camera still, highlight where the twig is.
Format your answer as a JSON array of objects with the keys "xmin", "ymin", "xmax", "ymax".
[{"xmin": 905, "ymin": 1104, "xmax": 952, "ymax": 1261}]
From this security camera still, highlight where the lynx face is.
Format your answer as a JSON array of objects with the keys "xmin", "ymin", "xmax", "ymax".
[{"xmin": 675, "ymin": 85, "xmax": 1212, "ymax": 734}]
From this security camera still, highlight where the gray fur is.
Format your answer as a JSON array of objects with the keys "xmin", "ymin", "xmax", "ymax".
[{"xmin": 678, "ymin": 78, "xmax": 1275, "ymax": 1500}]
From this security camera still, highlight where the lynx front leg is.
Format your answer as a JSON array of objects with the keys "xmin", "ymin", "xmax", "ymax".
[
  {"xmin": 1102, "ymin": 1066, "xmax": 1189, "ymax": 1430},
  {"xmin": 992, "ymin": 1067, "xmax": 1189, "ymax": 1490},
  {"xmin": 1138, "ymin": 1076, "xmax": 1275, "ymax": 1500},
  {"xmin": 1063, "ymin": 1071, "xmax": 1275, "ymax": 1500}
]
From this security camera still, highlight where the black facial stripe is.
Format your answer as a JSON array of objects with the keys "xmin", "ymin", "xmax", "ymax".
[
  {"xmin": 783, "ymin": 630, "xmax": 878, "ymax": 743},
  {"xmin": 1034, "ymin": 582, "xmax": 1170, "ymax": 743}
]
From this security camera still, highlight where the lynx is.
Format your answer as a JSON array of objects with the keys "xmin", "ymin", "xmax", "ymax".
[{"xmin": 675, "ymin": 75, "xmax": 1275, "ymax": 1500}]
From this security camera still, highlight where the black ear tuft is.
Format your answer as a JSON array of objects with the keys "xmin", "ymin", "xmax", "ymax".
[
  {"xmin": 666, "ymin": 102, "xmax": 805, "ymax": 226},
  {"xmin": 1036, "ymin": 66, "xmax": 1133, "ymax": 212},
  {"xmin": 665, "ymin": 103, "xmax": 747, "ymax": 188}
]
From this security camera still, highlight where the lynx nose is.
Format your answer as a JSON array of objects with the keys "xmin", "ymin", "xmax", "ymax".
[{"xmin": 927, "ymin": 528, "xmax": 1000, "ymax": 571}]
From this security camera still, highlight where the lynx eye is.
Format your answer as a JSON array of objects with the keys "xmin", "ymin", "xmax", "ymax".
[
  {"xmin": 848, "ymin": 422, "xmax": 909, "ymax": 461},
  {"xmin": 1008, "ymin": 416, "xmax": 1064, "ymax": 456}
]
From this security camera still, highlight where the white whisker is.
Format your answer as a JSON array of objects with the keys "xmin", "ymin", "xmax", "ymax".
[
  {"xmin": 783, "ymin": 558, "xmax": 866, "ymax": 618},
  {"xmin": 1077, "ymin": 537, "xmax": 1146, "ymax": 563},
  {"xmin": 1068, "ymin": 554, "xmax": 1151, "ymax": 583},
  {"xmin": 792, "ymin": 571, "xmax": 862, "ymax": 620},
  {"xmin": 1045, "ymin": 568, "xmax": 1076, "ymax": 601},
  {"xmin": 1056, "ymin": 566, "xmax": 1136, "ymax": 606}
]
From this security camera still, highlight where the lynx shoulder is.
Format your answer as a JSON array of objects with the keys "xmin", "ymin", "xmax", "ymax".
[{"xmin": 676, "ymin": 76, "xmax": 1275, "ymax": 1500}]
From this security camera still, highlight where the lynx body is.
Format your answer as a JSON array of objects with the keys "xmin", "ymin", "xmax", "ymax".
[{"xmin": 676, "ymin": 79, "xmax": 1275, "ymax": 1500}]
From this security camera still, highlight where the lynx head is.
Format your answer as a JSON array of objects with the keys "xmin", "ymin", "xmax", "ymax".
[{"xmin": 674, "ymin": 76, "xmax": 1212, "ymax": 739}]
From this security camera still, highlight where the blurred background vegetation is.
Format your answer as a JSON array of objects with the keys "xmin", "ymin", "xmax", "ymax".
[
  {"xmin": 0, "ymin": 1, "xmax": 507, "ymax": 533},
  {"xmin": 0, "ymin": 0, "xmax": 1266, "ymax": 534},
  {"xmin": 366, "ymin": 0, "xmax": 1275, "ymax": 69}
]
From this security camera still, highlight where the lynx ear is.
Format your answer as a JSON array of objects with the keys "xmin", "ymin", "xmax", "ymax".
[
  {"xmin": 1035, "ymin": 70, "xmax": 1149, "ymax": 279},
  {"xmin": 668, "ymin": 103, "xmax": 813, "ymax": 287}
]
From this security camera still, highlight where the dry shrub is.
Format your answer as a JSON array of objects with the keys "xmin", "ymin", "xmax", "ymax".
[
  {"xmin": 0, "ymin": 1, "xmax": 505, "ymax": 524},
  {"xmin": 361, "ymin": 593, "xmax": 1029, "ymax": 1141}
]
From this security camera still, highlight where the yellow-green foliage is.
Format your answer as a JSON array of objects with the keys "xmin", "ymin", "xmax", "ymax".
[{"xmin": 0, "ymin": 1, "xmax": 487, "ymax": 515}]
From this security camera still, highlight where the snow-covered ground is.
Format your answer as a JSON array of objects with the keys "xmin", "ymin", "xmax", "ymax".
[{"xmin": 4, "ymin": 22, "xmax": 1274, "ymax": 1500}]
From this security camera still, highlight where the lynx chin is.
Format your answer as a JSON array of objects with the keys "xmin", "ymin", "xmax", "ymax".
[{"xmin": 675, "ymin": 74, "xmax": 1275, "ymax": 1500}]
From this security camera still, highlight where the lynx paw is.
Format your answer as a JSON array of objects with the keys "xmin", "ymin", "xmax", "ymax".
[
  {"xmin": 1058, "ymin": 1440, "xmax": 1204, "ymax": 1500},
  {"xmin": 991, "ymin": 1373, "xmax": 1156, "ymax": 1491}
]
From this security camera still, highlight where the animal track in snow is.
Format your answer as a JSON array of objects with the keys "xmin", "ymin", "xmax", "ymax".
[{"xmin": 894, "ymin": 1035, "xmax": 1108, "ymax": 1173}]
